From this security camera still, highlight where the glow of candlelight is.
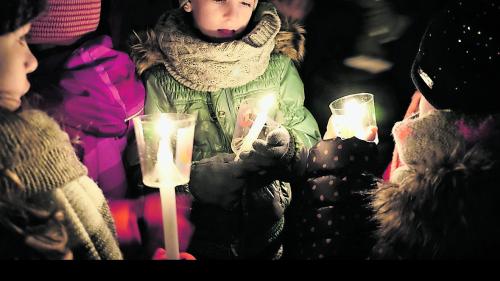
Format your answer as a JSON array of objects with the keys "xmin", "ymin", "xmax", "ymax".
[
  {"xmin": 330, "ymin": 93, "xmax": 378, "ymax": 143},
  {"xmin": 235, "ymin": 95, "xmax": 275, "ymax": 161},
  {"xmin": 345, "ymin": 99, "xmax": 366, "ymax": 139}
]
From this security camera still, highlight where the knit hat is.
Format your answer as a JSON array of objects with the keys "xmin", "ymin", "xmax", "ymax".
[
  {"xmin": 0, "ymin": 109, "xmax": 87, "ymax": 198},
  {"xmin": 1, "ymin": 0, "xmax": 46, "ymax": 36},
  {"xmin": 178, "ymin": 0, "xmax": 259, "ymax": 10},
  {"xmin": 411, "ymin": 0, "xmax": 500, "ymax": 115},
  {"xmin": 27, "ymin": 0, "xmax": 101, "ymax": 44}
]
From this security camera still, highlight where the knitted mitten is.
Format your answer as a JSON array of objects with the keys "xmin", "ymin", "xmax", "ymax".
[
  {"xmin": 189, "ymin": 153, "xmax": 249, "ymax": 211},
  {"xmin": 239, "ymin": 126, "xmax": 296, "ymax": 182}
]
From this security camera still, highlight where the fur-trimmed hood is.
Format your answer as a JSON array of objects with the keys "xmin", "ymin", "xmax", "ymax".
[
  {"xmin": 129, "ymin": 5, "xmax": 305, "ymax": 77},
  {"xmin": 371, "ymin": 111, "xmax": 500, "ymax": 259}
]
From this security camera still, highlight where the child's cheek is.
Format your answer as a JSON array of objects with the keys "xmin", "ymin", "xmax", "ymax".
[{"xmin": 392, "ymin": 119, "xmax": 414, "ymax": 167}]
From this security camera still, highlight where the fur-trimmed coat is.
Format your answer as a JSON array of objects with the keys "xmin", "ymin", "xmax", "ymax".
[
  {"xmin": 372, "ymin": 110, "xmax": 500, "ymax": 259},
  {"xmin": 130, "ymin": 3, "xmax": 320, "ymax": 259},
  {"xmin": 289, "ymin": 110, "xmax": 500, "ymax": 259}
]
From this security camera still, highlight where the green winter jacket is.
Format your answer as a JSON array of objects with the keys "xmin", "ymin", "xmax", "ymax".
[{"xmin": 131, "ymin": 3, "xmax": 320, "ymax": 259}]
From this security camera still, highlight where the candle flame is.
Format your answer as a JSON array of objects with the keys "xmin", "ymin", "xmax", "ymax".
[
  {"xmin": 258, "ymin": 95, "xmax": 276, "ymax": 113},
  {"xmin": 344, "ymin": 100, "xmax": 364, "ymax": 117},
  {"xmin": 156, "ymin": 115, "xmax": 173, "ymax": 137},
  {"xmin": 235, "ymin": 95, "xmax": 276, "ymax": 161},
  {"xmin": 332, "ymin": 98, "xmax": 368, "ymax": 140}
]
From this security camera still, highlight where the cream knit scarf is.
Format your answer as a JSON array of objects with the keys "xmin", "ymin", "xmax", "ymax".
[{"xmin": 154, "ymin": 3, "xmax": 281, "ymax": 92}]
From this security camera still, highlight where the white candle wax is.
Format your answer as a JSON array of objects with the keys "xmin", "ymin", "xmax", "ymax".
[
  {"xmin": 235, "ymin": 112, "xmax": 268, "ymax": 161},
  {"xmin": 156, "ymin": 124, "xmax": 180, "ymax": 260},
  {"xmin": 159, "ymin": 181, "xmax": 180, "ymax": 260},
  {"xmin": 175, "ymin": 127, "xmax": 195, "ymax": 182}
]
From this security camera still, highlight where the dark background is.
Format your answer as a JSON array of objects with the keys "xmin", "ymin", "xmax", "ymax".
[{"xmin": 99, "ymin": 0, "xmax": 449, "ymax": 174}]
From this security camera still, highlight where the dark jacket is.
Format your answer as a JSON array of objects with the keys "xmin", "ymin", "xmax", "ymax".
[
  {"xmin": 286, "ymin": 137, "xmax": 378, "ymax": 259},
  {"xmin": 288, "ymin": 110, "xmax": 500, "ymax": 260}
]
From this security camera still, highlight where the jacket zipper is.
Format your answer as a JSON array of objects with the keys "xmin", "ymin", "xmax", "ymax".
[
  {"xmin": 207, "ymin": 93, "xmax": 231, "ymax": 151},
  {"xmin": 207, "ymin": 93, "xmax": 241, "ymax": 256}
]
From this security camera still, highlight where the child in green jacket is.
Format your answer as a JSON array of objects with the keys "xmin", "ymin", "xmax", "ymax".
[{"xmin": 131, "ymin": 0, "xmax": 320, "ymax": 259}]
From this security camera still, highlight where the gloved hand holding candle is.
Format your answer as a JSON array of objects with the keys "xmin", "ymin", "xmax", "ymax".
[{"xmin": 327, "ymin": 93, "xmax": 378, "ymax": 143}]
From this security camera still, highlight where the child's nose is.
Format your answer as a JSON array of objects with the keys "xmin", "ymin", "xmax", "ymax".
[
  {"xmin": 25, "ymin": 48, "xmax": 38, "ymax": 74},
  {"xmin": 223, "ymin": 3, "xmax": 238, "ymax": 19}
]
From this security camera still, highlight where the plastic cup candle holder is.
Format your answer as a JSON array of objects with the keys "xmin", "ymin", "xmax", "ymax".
[
  {"xmin": 232, "ymin": 95, "xmax": 279, "ymax": 161},
  {"xmin": 329, "ymin": 93, "xmax": 378, "ymax": 143},
  {"xmin": 133, "ymin": 113, "xmax": 196, "ymax": 260}
]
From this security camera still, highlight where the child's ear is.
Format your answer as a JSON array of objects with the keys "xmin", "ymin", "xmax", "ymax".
[{"xmin": 183, "ymin": 2, "xmax": 192, "ymax": 13}]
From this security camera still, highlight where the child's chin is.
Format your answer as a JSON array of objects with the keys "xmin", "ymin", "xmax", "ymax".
[
  {"xmin": 205, "ymin": 31, "xmax": 243, "ymax": 43},
  {"xmin": 1, "ymin": 98, "xmax": 22, "ymax": 112},
  {"xmin": 209, "ymin": 36, "xmax": 237, "ymax": 43}
]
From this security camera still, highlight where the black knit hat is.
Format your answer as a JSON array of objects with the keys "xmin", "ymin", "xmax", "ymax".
[
  {"xmin": 1, "ymin": 0, "xmax": 46, "ymax": 36},
  {"xmin": 411, "ymin": 0, "xmax": 500, "ymax": 115}
]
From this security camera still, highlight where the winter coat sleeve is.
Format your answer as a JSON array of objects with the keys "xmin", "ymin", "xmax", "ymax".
[
  {"xmin": 278, "ymin": 59, "xmax": 321, "ymax": 152},
  {"xmin": 292, "ymin": 137, "xmax": 378, "ymax": 259}
]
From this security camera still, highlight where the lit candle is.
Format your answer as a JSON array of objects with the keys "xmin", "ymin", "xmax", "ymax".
[
  {"xmin": 334, "ymin": 99, "xmax": 366, "ymax": 139},
  {"xmin": 329, "ymin": 93, "xmax": 377, "ymax": 143},
  {"xmin": 133, "ymin": 113, "xmax": 196, "ymax": 260},
  {"xmin": 155, "ymin": 117, "xmax": 180, "ymax": 260},
  {"xmin": 235, "ymin": 95, "xmax": 275, "ymax": 161}
]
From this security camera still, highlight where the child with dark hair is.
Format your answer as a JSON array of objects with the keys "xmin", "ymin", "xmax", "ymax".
[
  {"xmin": 0, "ymin": 0, "xmax": 122, "ymax": 260},
  {"xmin": 27, "ymin": 0, "xmax": 145, "ymax": 200},
  {"xmin": 283, "ymin": 0, "xmax": 500, "ymax": 259},
  {"xmin": 0, "ymin": 188, "xmax": 72, "ymax": 260},
  {"xmin": 372, "ymin": 0, "xmax": 500, "ymax": 259},
  {"xmin": 25, "ymin": 0, "xmax": 195, "ymax": 260}
]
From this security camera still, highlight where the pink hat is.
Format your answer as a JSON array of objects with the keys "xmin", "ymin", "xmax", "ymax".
[{"xmin": 28, "ymin": 0, "xmax": 101, "ymax": 44}]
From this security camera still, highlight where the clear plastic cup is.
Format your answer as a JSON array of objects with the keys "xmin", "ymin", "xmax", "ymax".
[
  {"xmin": 133, "ymin": 113, "xmax": 196, "ymax": 188},
  {"xmin": 232, "ymin": 96, "xmax": 279, "ymax": 157},
  {"xmin": 329, "ymin": 93, "xmax": 378, "ymax": 143}
]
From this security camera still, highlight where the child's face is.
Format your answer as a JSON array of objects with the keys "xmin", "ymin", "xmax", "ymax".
[
  {"xmin": 188, "ymin": 0, "xmax": 256, "ymax": 41},
  {"xmin": 0, "ymin": 23, "xmax": 38, "ymax": 111}
]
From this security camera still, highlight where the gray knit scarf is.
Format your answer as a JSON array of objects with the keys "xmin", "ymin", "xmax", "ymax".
[
  {"xmin": 0, "ymin": 109, "xmax": 123, "ymax": 260},
  {"xmin": 153, "ymin": 3, "xmax": 281, "ymax": 92}
]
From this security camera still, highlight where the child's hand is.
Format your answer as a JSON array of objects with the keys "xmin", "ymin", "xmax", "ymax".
[
  {"xmin": 365, "ymin": 126, "xmax": 378, "ymax": 142},
  {"xmin": 324, "ymin": 115, "xmax": 378, "ymax": 142},
  {"xmin": 189, "ymin": 153, "xmax": 249, "ymax": 210},
  {"xmin": 152, "ymin": 248, "xmax": 196, "ymax": 260},
  {"xmin": 239, "ymin": 127, "xmax": 295, "ymax": 180},
  {"xmin": 323, "ymin": 115, "xmax": 337, "ymax": 140}
]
